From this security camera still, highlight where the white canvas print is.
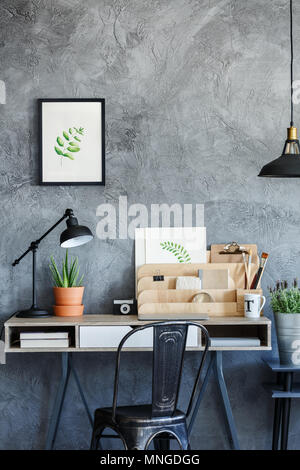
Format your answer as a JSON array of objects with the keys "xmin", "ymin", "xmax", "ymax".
[
  {"xmin": 145, "ymin": 227, "xmax": 206, "ymax": 264},
  {"xmin": 40, "ymin": 99, "xmax": 105, "ymax": 185}
]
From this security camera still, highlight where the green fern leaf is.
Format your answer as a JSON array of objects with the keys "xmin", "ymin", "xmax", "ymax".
[
  {"xmin": 54, "ymin": 146, "xmax": 64, "ymax": 156},
  {"xmin": 54, "ymin": 126, "xmax": 85, "ymax": 161},
  {"xmin": 160, "ymin": 241, "xmax": 191, "ymax": 263}
]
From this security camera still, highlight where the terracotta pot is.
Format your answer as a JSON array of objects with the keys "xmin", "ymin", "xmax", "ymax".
[
  {"xmin": 53, "ymin": 287, "xmax": 84, "ymax": 306},
  {"xmin": 53, "ymin": 305, "xmax": 84, "ymax": 317}
]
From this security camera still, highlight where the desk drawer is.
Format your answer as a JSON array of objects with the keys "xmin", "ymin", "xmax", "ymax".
[{"xmin": 79, "ymin": 326, "xmax": 198, "ymax": 349}]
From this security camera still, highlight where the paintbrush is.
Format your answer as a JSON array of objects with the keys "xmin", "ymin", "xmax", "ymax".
[
  {"xmin": 247, "ymin": 249, "xmax": 252, "ymax": 289},
  {"xmin": 251, "ymin": 252, "xmax": 269, "ymax": 289},
  {"xmin": 242, "ymin": 252, "xmax": 250, "ymax": 289}
]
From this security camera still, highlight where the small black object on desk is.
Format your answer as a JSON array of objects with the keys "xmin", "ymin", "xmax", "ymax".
[
  {"xmin": 12, "ymin": 208, "xmax": 93, "ymax": 318},
  {"xmin": 264, "ymin": 359, "xmax": 300, "ymax": 450}
]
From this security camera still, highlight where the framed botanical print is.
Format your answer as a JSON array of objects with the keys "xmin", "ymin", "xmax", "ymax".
[{"xmin": 39, "ymin": 98, "xmax": 105, "ymax": 185}]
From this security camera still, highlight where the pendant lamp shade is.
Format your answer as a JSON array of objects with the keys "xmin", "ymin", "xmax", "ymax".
[
  {"xmin": 258, "ymin": 127, "xmax": 300, "ymax": 177},
  {"xmin": 258, "ymin": 0, "xmax": 300, "ymax": 178}
]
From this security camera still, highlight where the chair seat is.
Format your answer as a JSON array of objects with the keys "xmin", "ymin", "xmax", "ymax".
[{"xmin": 95, "ymin": 405, "xmax": 186, "ymax": 427}]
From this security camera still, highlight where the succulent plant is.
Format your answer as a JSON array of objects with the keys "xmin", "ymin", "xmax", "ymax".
[{"xmin": 49, "ymin": 250, "xmax": 84, "ymax": 288}]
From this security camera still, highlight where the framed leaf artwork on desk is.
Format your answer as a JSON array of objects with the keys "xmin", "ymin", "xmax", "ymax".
[{"xmin": 39, "ymin": 98, "xmax": 105, "ymax": 185}]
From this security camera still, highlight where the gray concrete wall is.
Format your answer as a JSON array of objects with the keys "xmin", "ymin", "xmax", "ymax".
[{"xmin": 0, "ymin": 0, "xmax": 299, "ymax": 449}]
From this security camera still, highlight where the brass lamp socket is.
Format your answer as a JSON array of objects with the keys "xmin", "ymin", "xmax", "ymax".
[{"xmin": 287, "ymin": 126, "xmax": 298, "ymax": 140}]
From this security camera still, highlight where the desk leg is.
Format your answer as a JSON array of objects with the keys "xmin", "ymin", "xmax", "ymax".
[
  {"xmin": 281, "ymin": 372, "xmax": 293, "ymax": 451},
  {"xmin": 214, "ymin": 351, "xmax": 240, "ymax": 450},
  {"xmin": 187, "ymin": 351, "xmax": 240, "ymax": 450},
  {"xmin": 45, "ymin": 352, "xmax": 93, "ymax": 450},
  {"xmin": 272, "ymin": 373, "xmax": 282, "ymax": 450},
  {"xmin": 45, "ymin": 352, "xmax": 70, "ymax": 450},
  {"xmin": 70, "ymin": 355, "xmax": 93, "ymax": 427},
  {"xmin": 188, "ymin": 352, "xmax": 215, "ymax": 435}
]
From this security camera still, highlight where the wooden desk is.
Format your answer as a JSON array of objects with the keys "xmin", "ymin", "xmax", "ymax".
[
  {"xmin": 5, "ymin": 314, "xmax": 271, "ymax": 352},
  {"xmin": 4, "ymin": 314, "xmax": 271, "ymax": 450}
]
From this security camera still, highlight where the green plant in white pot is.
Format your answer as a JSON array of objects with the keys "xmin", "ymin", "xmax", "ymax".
[{"xmin": 269, "ymin": 279, "xmax": 300, "ymax": 365}]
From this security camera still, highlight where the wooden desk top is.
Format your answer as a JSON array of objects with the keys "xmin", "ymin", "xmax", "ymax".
[{"xmin": 5, "ymin": 313, "xmax": 271, "ymax": 327}]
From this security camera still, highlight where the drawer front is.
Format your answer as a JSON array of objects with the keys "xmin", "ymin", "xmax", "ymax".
[
  {"xmin": 79, "ymin": 325, "xmax": 199, "ymax": 349},
  {"xmin": 80, "ymin": 326, "xmax": 132, "ymax": 348}
]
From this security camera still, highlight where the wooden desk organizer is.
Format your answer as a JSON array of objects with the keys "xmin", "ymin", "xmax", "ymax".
[{"xmin": 137, "ymin": 250, "xmax": 262, "ymax": 320}]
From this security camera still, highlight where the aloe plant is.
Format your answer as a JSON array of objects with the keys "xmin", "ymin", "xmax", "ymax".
[
  {"xmin": 54, "ymin": 126, "xmax": 85, "ymax": 161},
  {"xmin": 49, "ymin": 250, "xmax": 84, "ymax": 287},
  {"xmin": 160, "ymin": 241, "xmax": 191, "ymax": 263}
]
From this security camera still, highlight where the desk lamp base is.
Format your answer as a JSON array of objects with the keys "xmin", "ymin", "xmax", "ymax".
[{"xmin": 16, "ymin": 307, "xmax": 52, "ymax": 318}]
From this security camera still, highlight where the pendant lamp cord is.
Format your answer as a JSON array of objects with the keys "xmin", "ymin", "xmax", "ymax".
[{"xmin": 290, "ymin": 0, "xmax": 294, "ymax": 126}]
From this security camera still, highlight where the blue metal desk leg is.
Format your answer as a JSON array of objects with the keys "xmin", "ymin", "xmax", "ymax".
[
  {"xmin": 214, "ymin": 351, "xmax": 240, "ymax": 450},
  {"xmin": 45, "ymin": 352, "xmax": 93, "ymax": 450},
  {"xmin": 281, "ymin": 372, "xmax": 293, "ymax": 450},
  {"xmin": 45, "ymin": 352, "xmax": 70, "ymax": 450},
  {"xmin": 188, "ymin": 352, "xmax": 215, "ymax": 435},
  {"xmin": 188, "ymin": 351, "xmax": 240, "ymax": 450},
  {"xmin": 70, "ymin": 355, "xmax": 93, "ymax": 427},
  {"xmin": 272, "ymin": 373, "xmax": 282, "ymax": 450}
]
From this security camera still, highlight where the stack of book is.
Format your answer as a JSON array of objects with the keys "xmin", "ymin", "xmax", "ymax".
[
  {"xmin": 210, "ymin": 337, "xmax": 261, "ymax": 347},
  {"xmin": 20, "ymin": 331, "xmax": 70, "ymax": 348}
]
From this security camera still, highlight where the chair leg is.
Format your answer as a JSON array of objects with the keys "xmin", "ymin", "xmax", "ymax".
[
  {"xmin": 146, "ymin": 429, "xmax": 189, "ymax": 451},
  {"xmin": 180, "ymin": 438, "xmax": 191, "ymax": 450},
  {"xmin": 90, "ymin": 426, "xmax": 105, "ymax": 450},
  {"xmin": 154, "ymin": 432, "xmax": 170, "ymax": 450},
  {"xmin": 178, "ymin": 429, "xmax": 190, "ymax": 450},
  {"xmin": 120, "ymin": 428, "xmax": 156, "ymax": 450},
  {"xmin": 117, "ymin": 426, "xmax": 190, "ymax": 451}
]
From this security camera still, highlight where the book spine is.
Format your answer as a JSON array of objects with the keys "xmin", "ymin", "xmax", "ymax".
[
  {"xmin": 20, "ymin": 332, "xmax": 69, "ymax": 340},
  {"xmin": 20, "ymin": 339, "xmax": 70, "ymax": 348}
]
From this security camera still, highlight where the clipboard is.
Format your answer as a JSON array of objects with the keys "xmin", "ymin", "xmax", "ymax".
[{"xmin": 210, "ymin": 242, "xmax": 258, "ymax": 264}]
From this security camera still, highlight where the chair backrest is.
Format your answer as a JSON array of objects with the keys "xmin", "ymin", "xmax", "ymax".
[{"xmin": 111, "ymin": 321, "xmax": 210, "ymax": 422}]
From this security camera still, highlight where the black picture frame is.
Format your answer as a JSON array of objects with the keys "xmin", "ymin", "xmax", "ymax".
[{"xmin": 39, "ymin": 98, "xmax": 105, "ymax": 186}]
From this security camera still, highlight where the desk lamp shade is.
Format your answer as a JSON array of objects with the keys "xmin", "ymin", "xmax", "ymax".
[
  {"xmin": 60, "ymin": 216, "xmax": 93, "ymax": 248},
  {"xmin": 258, "ymin": 0, "xmax": 300, "ymax": 178}
]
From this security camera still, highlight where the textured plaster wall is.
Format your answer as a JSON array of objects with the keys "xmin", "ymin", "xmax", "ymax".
[{"xmin": 1, "ymin": 0, "xmax": 300, "ymax": 449}]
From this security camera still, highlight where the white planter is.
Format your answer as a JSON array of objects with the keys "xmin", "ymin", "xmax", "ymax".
[{"xmin": 274, "ymin": 312, "xmax": 300, "ymax": 365}]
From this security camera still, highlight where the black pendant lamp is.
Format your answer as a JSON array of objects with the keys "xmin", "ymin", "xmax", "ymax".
[{"xmin": 259, "ymin": 0, "xmax": 300, "ymax": 177}]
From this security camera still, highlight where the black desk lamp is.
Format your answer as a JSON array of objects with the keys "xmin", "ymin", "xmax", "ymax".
[{"xmin": 12, "ymin": 208, "xmax": 93, "ymax": 318}]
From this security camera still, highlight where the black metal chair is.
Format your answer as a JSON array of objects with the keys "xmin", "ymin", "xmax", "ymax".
[{"xmin": 90, "ymin": 321, "xmax": 210, "ymax": 450}]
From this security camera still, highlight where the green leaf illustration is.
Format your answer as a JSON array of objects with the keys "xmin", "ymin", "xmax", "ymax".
[
  {"xmin": 54, "ymin": 146, "xmax": 64, "ymax": 156},
  {"xmin": 63, "ymin": 153, "xmax": 75, "ymax": 160},
  {"xmin": 160, "ymin": 241, "xmax": 192, "ymax": 263},
  {"xmin": 54, "ymin": 125, "xmax": 85, "ymax": 162}
]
